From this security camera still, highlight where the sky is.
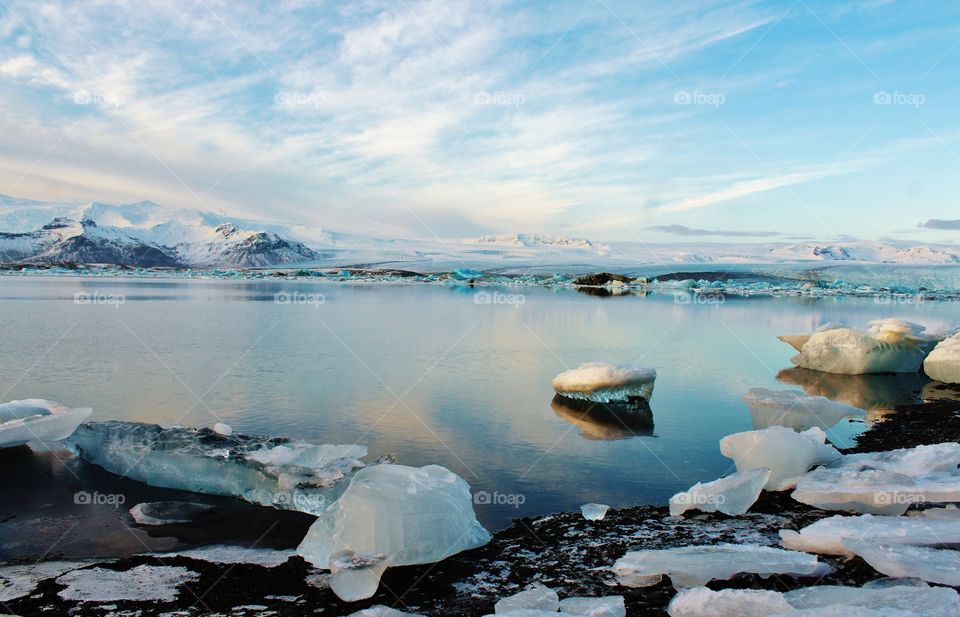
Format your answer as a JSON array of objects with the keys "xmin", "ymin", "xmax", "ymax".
[{"xmin": 0, "ymin": 0, "xmax": 958, "ymax": 244}]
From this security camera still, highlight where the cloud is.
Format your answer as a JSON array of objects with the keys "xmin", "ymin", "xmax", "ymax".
[
  {"xmin": 649, "ymin": 224, "xmax": 781, "ymax": 237},
  {"xmin": 919, "ymin": 219, "xmax": 960, "ymax": 230}
]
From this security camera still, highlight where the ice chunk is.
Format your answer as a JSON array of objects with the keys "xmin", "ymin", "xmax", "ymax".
[
  {"xmin": 346, "ymin": 607, "xmax": 425, "ymax": 617},
  {"xmin": 298, "ymin": 464, "xmax": 490, "ymax": 599},
  {"xmin": 56, "ymin": 564, "xmax": 199, "ymax": 602},
  {"xmin": 153, "ymin": 545, "xmax": 295, "ymax": 567},
  {"xmin": 559, "ymin": 595, "xmax": 625, "ymax": 617},
  {"xmin": 213, "ymin": 422, "xmax": 233, "ymax": 436},
  {"xmin": 329, "ymin": 550, "xmax": 392, "ymax": 602},
  {"xmin": 552, "ymin": 363, "xmax": 656, "ymax": 404},
  {"xmin": 911, "ymin": 505, "xmax": 960, "ymax": 520},
  {"xmin": 667, "ymin": 587, "xmax": 791, "ymax": 617},
  {"xmin": 581, "ymin": 503, "xmax": 610, "ymax": 521},
  {"xmin": 743, "ymin": 388, "xmax": 865, "ymax": 432},
  {"xmin": 784, "ymin": 583, "xmax": 959, "ymax": 616},
  {"xmin": 494, "ymin": 583, "xmax": 559, "ymax": 613},
  {"xmin": 65, "ymin": 421, "xmax": 370, "ymax": 515},
  {"xmin": 924, "ymin": 333, "xmax": 960, "ymax": 383},
  {"xmin": 129, "ymin": 501, "xmax": 220, "ymax": 525},
  {"xmin": 0, "ymin": 399, "xmax": 91, "ymax": 449},
  {"xmin": 779, "ymin": 514, "xmax": 960, "ymax": 556},
  {"xmin": 839, "ymin": 442, "xmax": 960, "ymax": 476},
  {"xmin": 782, "ymin": 320, "xmax": 941, "ymax": 375},
  {"xmin": 669, "ymin": 467, "xmax": 770, "ymax": 516},
  {"xmin": 611, "ymin": 544, "xmax": 823, "ymax": 589},
  {"xmin": 844, "ymin": 541, "xmax": 960, "ymax": 586},
  {"xmin": 719, "ymin": 426, "xmax": 841, "ymax": 491}
]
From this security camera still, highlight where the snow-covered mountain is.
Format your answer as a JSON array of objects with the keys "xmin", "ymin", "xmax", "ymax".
[
  {"xmin": 463, "ymin": 233, "xmax": 609, "ymax": 254},
  {"xmin": 768, "ymin": 242, "xmax": 960, "ymax": 264}
]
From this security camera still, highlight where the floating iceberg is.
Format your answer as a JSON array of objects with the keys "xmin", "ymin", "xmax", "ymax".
[
  {"xmin": 581, "ymin": 503, "xmax": 610, "ymax": 521},
  {"xmin": 844, "ymin": 541, "xmax": 960, "ymax": 586},
  {"xmin": 781, "ymin": 319, "xmax": 941, "ymax": 375},
  {"xmin": 669, "ymin": 467, "xmax": 770, "ymax": 516},
  {"xmin": 65, "ymin": 421, "xmax": 371, "ymax": 515},
  {"xmin": 743, "ymin": 388, "xmax": 864, "ymax": 432},
  {"xmin": 551, "ymin": 363, "xmax": 656, "ymax": 404},
  {"xmin": 551, "ymin": 395, "xmax": 653, "ymax": 440},
  {"xmin": 791, "ymin": 442, "xmax": 960, "ymax": 515},
  {"xmin": 779, "ymin": 513, "xmax": 960, "ymax": 556},
  {"xmin": 611, "ymin": 544, "xmax": 823, "ymax": 589},
  {"xmin": 0, "ymin": 399, "xmax": 91, "ymax": 449},
  {"xmin": 719, "ymin": 426, "xmax": 840, "ymax": 491},
  {"xmin": 924, "ymin": 332, "xmax": 960, "ymax": 383},
  {"xmin": 297, "ymin": 464, "xmax": 490, "ymax": 600},
  {"xmin": 494, "ymin": 583, "xmax": 560, "ymax": 613}
]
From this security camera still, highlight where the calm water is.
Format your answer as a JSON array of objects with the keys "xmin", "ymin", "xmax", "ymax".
[{"xmin": 1, "ymin": 276, "xmax": 958, "ymax": 558}]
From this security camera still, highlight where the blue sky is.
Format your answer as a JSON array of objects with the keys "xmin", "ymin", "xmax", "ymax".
[{"xmin": 0, "ymin": 0, "xmax": 958, "ymax": 243}]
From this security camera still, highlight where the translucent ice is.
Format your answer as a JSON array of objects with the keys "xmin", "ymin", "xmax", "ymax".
[
  {"xmin": 346, "ymin": 607, "xmax": 425, "ymax": 617},
  {"xmin": 65, "ymin": 421, "xmax": 370, "ymax": 515},
  {"xmin": 782, "ymin": 319, "xmax": 941, "ymax": 375},
  {"xmin": 743, "ymin": 388, "xmax": 865, "ymax": 432},
  {"xmin": 924, "ymin": 333, "xmax": 960, "ymax": 383},
  {"xmin": 720, "ymin": 426, "xmax": 840, "ymax": 491},
  {"xmin": 611, "ymin": 544, "xmax": 823, "ymax": 589},
  {"xmin": 581, "ymin": 503, "xmax": 610, "ymax": 521},
  {"xmin": 494, "ymin": 583, "xmax": 559, "ymax": 613},
  {"xmin": 779, "ymin": 514, "xmax": 960, "ymax": 556},
  {"xmin": 844, "ymin": 541, "xmax": 960, "ymax": 586},
  {"xmin": 784, "ymin": 582, "xmax": 959, "ymax": 616},
  {"xmin": 0, "ymin": 399, "xmax": 91, "ymax": 449},
  {"xmin": 213, "ymin": 422, "xmax": 233, "ymax": 436},
  {"xmin": 559, "ymin": 595, "xmax": 626, "ymax": 617},
  {"xmin": 328, "ymin": 550, "xmax": 392, "ymax": 602},
  {"xmin": 670, "ymin": 467, "xmax": 770, "ymax": 516},
  {"xmin": 298, "ymin": 464, "xmax": 490, "ymax": 600},
  {"xmin": 667, "ymin": 587, "xmax": 791, "ymax": 617},
  {"xmin": 552, "ymin": 363, "xmax": 656, "ymax": 404}
]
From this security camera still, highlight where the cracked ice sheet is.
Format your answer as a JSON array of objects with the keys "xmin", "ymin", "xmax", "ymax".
[
  {"xmin": 55, "ymin": 564, "xmax": 200, "ymax": 602},
  {"xmin": 0, "ymin": 561, "xmax": 91, "ymax": 602},
  {"xmin": 148, "ymin": 545, "xmax": 296, "ymax": 568}
]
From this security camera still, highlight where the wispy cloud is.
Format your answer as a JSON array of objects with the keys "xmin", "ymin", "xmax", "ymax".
[{"xmin": 919, "ymin": 219, "xmax": 960, "ymax": 230}]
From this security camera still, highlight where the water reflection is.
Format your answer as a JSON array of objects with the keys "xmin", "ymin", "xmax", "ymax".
[
  {"xmin": 551, "ymin": 395, "xmax": 654, "ymax": 440},
  {"xmin": 776, "ymin": 367, "xmax": 929, "ymax": 421}
]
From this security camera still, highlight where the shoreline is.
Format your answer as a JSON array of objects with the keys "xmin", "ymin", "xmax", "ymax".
[{"xmin": 5, "ymin": 386, "xmax": 960, "ymax": 616}]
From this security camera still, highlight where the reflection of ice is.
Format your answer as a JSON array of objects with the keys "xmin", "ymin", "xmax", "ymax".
[
  {"xmin": 743, "ymin": 388, "xmax": 865, "ymax": 432},
  {"xmin": 776, "ymin": 367, "xmax": 928, "ymax": 421},
  {"xmin": 922, "ymin": 380, "xmax": 960, "ymax": 402},
  {"xmin": 551, "ymin": 395, "xmax": 654, "ymax": 440}
]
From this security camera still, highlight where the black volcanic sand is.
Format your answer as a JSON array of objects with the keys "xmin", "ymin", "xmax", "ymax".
[{"xmin": 6, "ymin": 388, "xmax": 960, "ymax": 616}]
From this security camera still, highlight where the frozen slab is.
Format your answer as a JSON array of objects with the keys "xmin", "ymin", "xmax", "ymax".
[
  {"xmin": 65, "ymin": 421, "xmax": 371, "ymax": 515},
  {"xmin": 129, "ymin": 501, "xmax": 220, "ymax": 525},
  {"xmin": 0, "ymin": 399, "xmax": 91, "ymax": 449},
  {"xmin": 346, "ymin": 607, "xmax": 425, "ymax": 617},
  {"xmin": 779, "ymin": 513, "xmax": 960, "ymax": 556},
  {"xmin": 494, "ymin": 583, "xmax": 559, "ymax": 613},
  {"xmin": 0, "ymin": 561, "xmax": 89, "ymax": 602},
  {"xmin": 720, "ymin": 426, "xmax": 841, "ymax": 491},
  {"xmin": 782, "ymin": 319, "xmax": 941, "ymax": 375},
  {"xmin": 611, "ymin": 544, "xmax": 823, "ymax": 590},
  {"xmin": 552, "ymin": 363, "xmax": 656, "ymax": 404},
  {"xmin": 559, "ymin": 595, "xmax": 626, "ymax": 617},
  {"xmin": 910, "ymin": 505, "xmax": 960, "ymax": 520},
  {"xmin": 153, "ymin": 545, "xmax": 296, "ymax": 567},
  {"xmin": 298, "ymin": 464, "xmax": 490, "ymax": 600},
  {"xmin": 743, "ymin": 388, "xmax": 865, "ymax": 432},
  {"xmin": 839, "ymin": 442, "xmax": 960, "ymax": 476},
  {"xmin": 924, "ymin": 332, "xmax": 960, "ymax": 383},
  {"xmin": 667, "ymin": 587, "xmax": 791, "ymax": 617},
  {"xmin": 56, "ymin": 564, "xmax": 199, "ymax": 602},
  {"xmin": 669, "ymin": 467, "xmax": 770, "ymax": 516},
  {"xmin": 581, "ymin": 503, "xmax": 610, "ymax": 521},
  {"xmin": 844, "ymin": 541, "xmax": 960, "ymax": 586}
]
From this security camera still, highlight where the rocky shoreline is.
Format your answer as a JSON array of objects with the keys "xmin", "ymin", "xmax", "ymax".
[{"xmin": 4, "ymin": 386, "xmax": 960, "ymax": 616}]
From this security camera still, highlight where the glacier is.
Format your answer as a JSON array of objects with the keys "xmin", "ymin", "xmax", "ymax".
[
  {"xmin": 743, "ymin": 388, "xmax": 865, "ymax": 432},
  {"xmin": 297, "ymin": 464, "xmax": 491, "ymax": 600},
  {"xmin": 551, "ymin": 363, "xmax": 656, "ymax": 404},
  {"xmin": 719, "ymin": 426, "xmax": 841, "ymax": 491},
  {"xmin": 64, "ymin": 421, "xmax": 370, "ymax": 514},
  {"xmin": 779, "ymin": 513, "xmax": 960, "ymax": 556},
  {"xmin": 924, "ymin": 332, "xmax": 960, "ymax": 383},
  {"xmin": 669, "ymin": 467, "xmax": 770, "ymax": 516},
  {"xmin": 0, "ymin": 399, "xmax": 91, "ymax": 449}
]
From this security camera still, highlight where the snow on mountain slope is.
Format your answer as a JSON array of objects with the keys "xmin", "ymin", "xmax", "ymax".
[{"xmin": 769, "ymin": 242, "xmax": 960, "ymax": 264}]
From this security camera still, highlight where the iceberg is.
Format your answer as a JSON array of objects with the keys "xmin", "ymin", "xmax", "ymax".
[
  {"xmin": 669, "ymin": 467, "xmax": 770, "ymax": 516},
  {"xmin": 779, "ymin": 513, "xmax": 960, "ymax": 556},
  {"xmin": 844, "ymin": 541, "xmax": 960, "ymax": 586},
  {"xmin": 781, "ymin": 319, "xmax": 941, "ymax": 375},
  {"xmin": 719, "ymin": 426, "xmax": 841, "ymax": 491},
  {"xmin": 551, "ymin": 363, "xmax": 656, "ymax": 404},
  {"xmin": 297, "ymin": 464, "xmax": 490, "ymax": 600},
  {"xmin": 65, "ymin": 421, "xmax": 370, "ymax": 515},
  {"xmin": 743, "ymin": 388, "xmax": 864, "ymax": 432},
  {"xmin": 924, "ymin": 332, "xmax": 960, "ymax": 383},
  {"xmin": 0, "ymin": 399, "xmax": 91, "ymax": 449},
  {"xmin": 611, "ymin": 544, "xmax": 823, "ymax": 589}
]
